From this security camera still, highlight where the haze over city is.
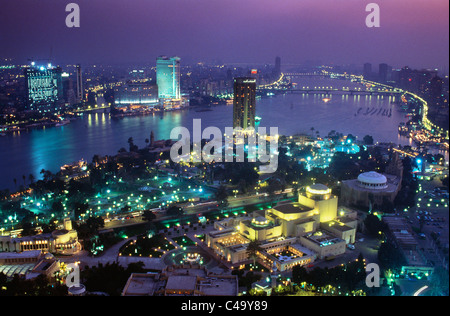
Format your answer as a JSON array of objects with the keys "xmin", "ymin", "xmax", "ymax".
[
  {"xmin": 0, "ymin": 0, "xmax": 449, "ymax": 71},
  {"xmin": 0, "ymin": 0, "xmax": 448, "ymax": 300}
]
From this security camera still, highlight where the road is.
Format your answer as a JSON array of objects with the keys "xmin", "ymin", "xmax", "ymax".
[
  {"xmin": 406, "ymin": 177, "xmax": 449, "ymax": 268},
  {"xmin": 102, "ymin": 192, "xmax": 291, "ymax": 230}
]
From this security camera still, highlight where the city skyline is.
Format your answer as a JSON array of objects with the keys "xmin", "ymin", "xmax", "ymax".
[
  {"xmin": 0, "ymin": 0, "xmax": 448, "ymax": 298},
  {"xmin": 0, "ymin": 0, "xmax": 448, "ymax": 72}
]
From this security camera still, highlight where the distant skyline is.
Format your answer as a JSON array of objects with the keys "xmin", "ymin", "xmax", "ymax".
[{"xmin": 0, "ymin": 0, "xmax": 448, "ymax": 73}]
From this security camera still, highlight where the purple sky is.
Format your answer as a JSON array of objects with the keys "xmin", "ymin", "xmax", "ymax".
[{"xmin": 0, "ymin": 0, "xmax": 448, "ymax": 71}]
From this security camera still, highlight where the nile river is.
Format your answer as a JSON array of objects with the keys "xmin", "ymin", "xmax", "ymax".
[{"xmin": 0, "ymin": 78, "xmax": 413, "ymax": 191}]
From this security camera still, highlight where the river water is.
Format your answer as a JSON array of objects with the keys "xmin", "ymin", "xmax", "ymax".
[{"xmin": 0, "ymin": 78, "xmax": 414, "ymax": 191}]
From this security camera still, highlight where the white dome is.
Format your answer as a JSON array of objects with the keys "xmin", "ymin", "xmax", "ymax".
[
  {"xmin": 310, "ymin": 184, "xmax": 329, "ymax": 192},
  {"xmin": 357, "ymin": 172, "xmax": 388, "ymax": 189},
  {"xmin": 252, "ymin": 216, "xmax": 270, "ymax": 227},
  {"xmin": 307, "ymin": 184, "xmax": 331, "ymax": 195}
]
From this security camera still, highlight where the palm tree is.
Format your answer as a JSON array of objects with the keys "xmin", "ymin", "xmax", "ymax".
[
  {"xmin": 13, "ymin": 178, "xmax": 17, "ymax": 191},
  {"xmin": 28, "ymin": 174, "xmax": 35, "ymax": 185},
  {"xmin": 22, "ymin": 175, "xmax": 26, "ymax": 187},
  {"xmin": 92, "ymin": 154, "xmax": 100, "ymax": 167},
  {"xmin": 246, "ymin": 240, "xmax": 263, "ymax": 266},
  {"xmin": 150, "ymin": 130, "xmax": 155, "ymax": 147}
]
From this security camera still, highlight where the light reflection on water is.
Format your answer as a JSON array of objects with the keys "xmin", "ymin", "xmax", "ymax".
[{"xmin": 0, "ymin": 78, "xmax": 440, "ymax": 191}]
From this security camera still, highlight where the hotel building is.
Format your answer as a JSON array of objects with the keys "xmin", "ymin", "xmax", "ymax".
[
  {"xmin": 25, "ymin": 62, "xmax": 64, "ymax": 113},
  {"xmin": 233, "ymin": 77, "xmax": 256, "ymax": 130}
]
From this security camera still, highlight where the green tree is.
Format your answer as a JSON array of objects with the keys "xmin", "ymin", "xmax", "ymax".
[
  {"xmin": 143, "ymin": 210, "xmax": 156, "ymax": 222},
  {"xmin": 246, "ymin": 240, "xmax": 263, "ymax": 266},
  {"xmin": 166, "ymin": 205, "xmax": 183, "ymax": 217},
  {"xmin": 215, "ymin": 185, "xmax": 229, "ymax": 209},
  {"xmin": 363, "ymin": 135, "xmax": 374, "ymax": 145}
]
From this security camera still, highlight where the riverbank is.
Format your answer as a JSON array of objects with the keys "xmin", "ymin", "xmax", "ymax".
[{"xmin": 0, "ymin": 79, "xmax": 432, "ymax": 191}]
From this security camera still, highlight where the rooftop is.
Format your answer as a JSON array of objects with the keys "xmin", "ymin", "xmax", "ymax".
[
  {"xmin": 272, "ymin": 203, "xmax": 313, "ymax": 214},
  {"xmin": 358, "ymin": 171, "xmax": 387, "ymax": 185},
  {"xmin": 0, "ymin": 263, "xmax": 36, "ymax": 278},
  {"xmin": 122, "ymin": 273, "xmax": 159, "ymax": 296},
  {"xmin": 197, "ymin": 276, "xmax": 238, "ymax": 296},
  {"xmin": 321, "ymin": 220, "xmax": 355, "ymax": 232},
  {"xmin": 166, "ymin": 275, "xmax": 198, "ymax": 291},
  {"xmin": 0, "ymin": 250, "xmax": 42, "ymax": 260},
  {"xmin": 303, "ymin": 231, "xmax": 345, "ymax": 247}
]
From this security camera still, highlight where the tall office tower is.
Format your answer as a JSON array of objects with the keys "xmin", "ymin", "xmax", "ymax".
[
  {"xmin": 363, "ymin": 63, "xmax": 372, "ymax": 79},
  {"xmin": 233, "ymin": 77, "xmax": 256, "ymax": 130},
  {"xmin": 62, "ymin": 75, "xmax": 77, "ymax": 106},
  {"xmin": 76, "ymin": 64, "xmax": 83, "ymax": 103},
  {"xmin": 379, "ymin": 63, "xmax": 392, "ymax": 83},
  {"xmin": 25, "ymin": 62, "xmax": 64, "ymax": 113},
  {"xmin": 274, "ymin": 56, "xmax": 281, "ymax": 77},
  {"xmin": 156, "ymin": 56, "xmax": 181, "ymax": 100}
]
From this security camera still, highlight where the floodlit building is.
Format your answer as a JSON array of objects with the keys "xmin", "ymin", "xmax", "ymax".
[
  {"xmin": 233, "ymin": 77, "xmax": 256, "ymax": 130},
  {"xmin": 341, "ymin": 171, "xmax": 402, "ymax": 209},
  {"xmin": 341, "ymin": 152, "xmax": 403, "ymax": 209},
  {"xmin": 0, "ymin": 250, "xmax": 60, "ymax": 280},
  {"xmin": 0, "ymin": 219, "xmax": 81, "ymax": 255},
  {"xmin": 114, "ymin": 82, "xmax": 159, "ymax": 106},
  {"xmin": 25, "ymin": 62, "xmax": 64, "ymax": 113},
  {"xmin": 206, "ymin": 184, "xmax": 357, "ymax": 270},
  {"xmin": 156, "ymin": 56, "xmax": 181, "ymax": 100},
  {"xmin": 156, "ymin": 56, "xmax": 189, "ymax": 109}
]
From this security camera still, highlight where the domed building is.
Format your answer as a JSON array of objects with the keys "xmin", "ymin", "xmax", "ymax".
[
  {"xmin": 206, "ymin": 183, "xmax": 357, "ymax": 270},
  {"xmin": 341, "ymin": 170, "xmax": 402, "ymax": 209},
  {"xmin": 0, "ymin": 218, "xmax": 81, "ymax": 255},
  {"xmin": 357, "ymin": 171, "xmax": 388, "ymax": 190}
]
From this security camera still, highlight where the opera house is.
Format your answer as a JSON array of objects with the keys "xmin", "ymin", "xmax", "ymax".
[{"xmin": 206, "ymin": 184, "xmax": 357, "ymax": 271}]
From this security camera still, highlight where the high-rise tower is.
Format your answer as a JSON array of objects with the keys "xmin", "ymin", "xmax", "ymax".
[
  {"xmin": 156, "ymin": 56, "xmax": 181, "ymax": 100},
  {"xmin": 25, "ymin": 62, "xmax": 64, "ymax": 113},
  {"xmin": 76, "ymin": 64, "xmax": 83, "ymax": 103},
  {"xmin": 233, "ymin": 77, "xmax": 256, "ymax": 130},
  {"xmin": 274, "ymin": 56, "xmax": 281, "ymax": 78}
]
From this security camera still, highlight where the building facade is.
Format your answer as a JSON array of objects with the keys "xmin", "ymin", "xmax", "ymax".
[
  {"xmin": 233, "ymin": 77, "xmax": 256, "ymax": 130},
  {"xmin": 156, "ymin": 56, "xmax": 181, "ymax": 100},
  {"xmin": 76, "ymin": 64, "xmax": 84, "ymax": 103},
  {"xmin": 114, "ymin": 82, "xmax": 159, "ymax": 106},
  {"xmin": 25, "ymin": 63, "xmax": 64, "ymax": 113},
  {"xmin": 0, "ymin": 219, "xmax": 81, "ymax": 255},
  {"xmin": 206, "ymin": 184, "xmax": 357, "ymax": 270}
]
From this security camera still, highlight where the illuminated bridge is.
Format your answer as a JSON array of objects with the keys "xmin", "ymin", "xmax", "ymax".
[
  {"xmin": 287, "ymin": 88, "xmax": 403, "ymax": 96},
  {"xmin": 283, "ymin": 72, "xmax": 330, "ymax": 77},
  {"xmin": 258, "ymin": 86, "xmax": 403, "ymax": 96}
]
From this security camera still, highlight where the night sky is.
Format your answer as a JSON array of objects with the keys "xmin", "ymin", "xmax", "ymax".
[{"xmin": 0, "ymin": 0, "xmax": 448, "ymax": 71}]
